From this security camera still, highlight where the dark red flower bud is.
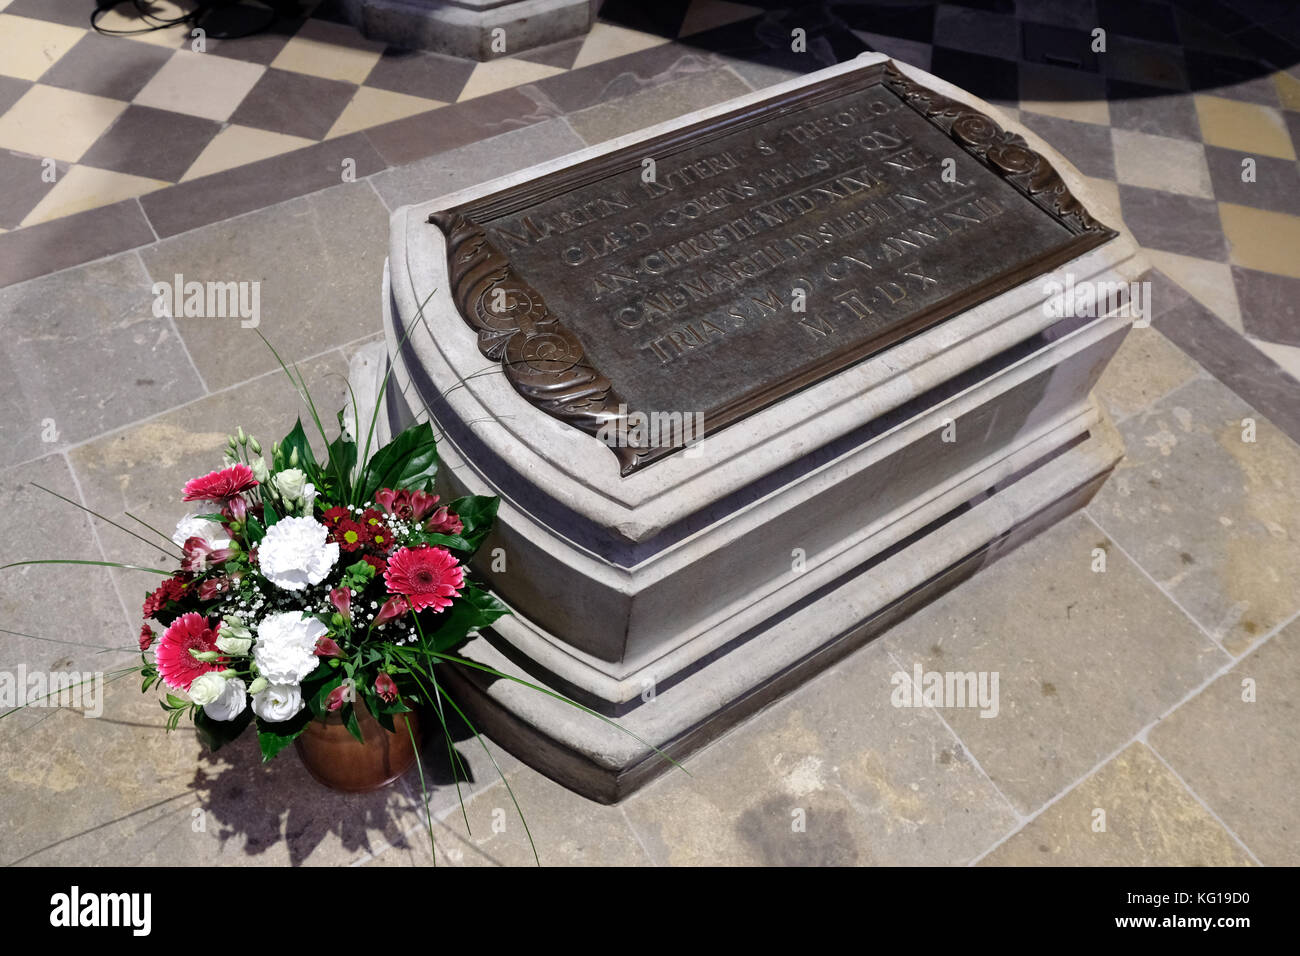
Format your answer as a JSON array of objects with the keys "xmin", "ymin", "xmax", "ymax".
[
  {"xmin": 328, "ymin": 587, "xmax": 351, "ymax": 619},
  {"xmin": 373, "ymin": 596, "xmax": 408, "ymax": 626},
  {"xmin": 139, "ymin": 623, "xmax": 155, "ymax": 651},
  {"xmin": 325, "ymin": 683, "xmax": 351, "ymax": 712},
  {"xmin": 314, "ymin": 635, "xmax": 343, "ymax": 658},
  {"xmin": 374, "ymin": 672, "xmax": 397, "ymax": 703}
]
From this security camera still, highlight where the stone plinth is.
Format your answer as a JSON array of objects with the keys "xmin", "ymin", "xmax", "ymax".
[
  {"xmin": 332, "ymin": 0, "xmax": 595, "ymax": 60},
  {"xmin": 365, "ymin": 54, "xmax": 1147, "ymax": 801}
]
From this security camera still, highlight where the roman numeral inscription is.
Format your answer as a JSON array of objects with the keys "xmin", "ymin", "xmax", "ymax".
[{"xmin": 430, "ymin": 64, "xmax": 1115, "ymax": 474}]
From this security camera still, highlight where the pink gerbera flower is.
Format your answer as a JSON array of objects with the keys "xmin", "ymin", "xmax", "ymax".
[
  {"xmin": 182, "ymin": 464, "xmax": 258, "ymax": 502},
  {"xmin": 155, "ymin": 612, "xmax": 223, "ymax": 691},
  {"xmin": 383, "ymin": 546, "xmax": 464, "ymax": 613}
]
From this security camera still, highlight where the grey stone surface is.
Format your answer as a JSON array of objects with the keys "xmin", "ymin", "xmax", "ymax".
[
  {"xmin": 882, "ymin": 512, "xmax": 1226, "ymax": 815},
  {"xmin": 0, "ymin": 253, "xmax": 204, "ymax": 468},
  {"xmin": 1088, "ymin": 376, "xmax": 1300, "ymax": 656},
  {"xmin": 564, "ymin": 68, "xmax": 753, "ymax": 143},
  {"xmin": 621, "ymin": 641, "xmax": 1018, "ymax": 866},
  {"xmin": 1148, "ymin": 617, "xmax": 1300, "ymax": 865},
  {"xmin": 0, "ymin": 454, "xmax": 135, "ymax": 723},
  {"xmin": 368, "ymin": 117, "xmax": 585, "ymax": 210},
  {"xmin": 138, "ymin": 183, "xmax": 388, "ymax": 392}
]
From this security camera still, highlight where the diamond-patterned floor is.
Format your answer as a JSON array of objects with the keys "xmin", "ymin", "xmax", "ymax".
[{"xmin": 1, "ymin": 0, "xmax": 1298, "ymax": 393}]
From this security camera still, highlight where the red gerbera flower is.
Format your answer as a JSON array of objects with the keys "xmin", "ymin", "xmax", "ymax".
[
  {"xmin": 154, "ymin": 612, "xmax": 223, "ymax": 692},
  {"xmin": 181, "ymin": 463, "xmax": 258, "ymax": 502},
  {"xmin": 383, "ymin": 546, "xmax": 464, "ymax": 613}
]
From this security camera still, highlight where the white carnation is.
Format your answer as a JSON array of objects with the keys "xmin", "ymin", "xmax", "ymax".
[
  {"xmin": 257, "ymin": 516, "xmax": 338, "ymax": 591},
  {"xmin": 253, "ymin": 611, "xmax": 326, "ymax": 684},
  {"xmin": 251, "ymin": 683, "xmax": 303, "ymax": 723},
  {"xmin": 188, "ymin": 672, "xmax": 228, "ymax": 706},
  {"xmin": 171, "ymin": 511, "xmax": 232, "ymax": 550},
  {"xmin": 203, "ymin": 677, "xmax": 247, "ymax": 722}
]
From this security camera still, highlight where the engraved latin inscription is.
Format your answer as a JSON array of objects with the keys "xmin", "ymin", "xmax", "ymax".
[{"xmin": 432, "ymin": 65, "xmax": 1115, "ymax": 473}]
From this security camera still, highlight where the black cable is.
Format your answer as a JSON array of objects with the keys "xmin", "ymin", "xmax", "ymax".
[{"xmin": 91, "ymin": 0, "xmax": 276, "ymax": 40}]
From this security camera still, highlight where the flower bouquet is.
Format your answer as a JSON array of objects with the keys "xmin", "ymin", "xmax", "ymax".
[
  {"xmin": 3, "ymin": 334, "xmax": 677, "ymax": 863},
  {"xmin": 137, "ymin": 411, "xmax": 506, "ymax": 773}
]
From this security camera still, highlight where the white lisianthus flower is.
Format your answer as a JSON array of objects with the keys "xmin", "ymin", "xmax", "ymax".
[
  {"xmin": 203, "ymin": 677, "xmax": 247, "ymax": 722},
  {"xmin": 216, "ymin": 634, "xmax": 252, "ymax": 656},
  {"xmin": 251, "ymin": 683, "xmax": 303, "ymax": 723},
  {"xmin": 299, "ymin": 482, "xmax": 317, "ymax": 515},
  {"xmin": 253, "ymin": 611, "xmax": 327, "ymax": 684},
  {"xmin": 273, "ymin": 468, "xmax": 308, "ymax": 501},
  {"xmin": 257, "ymin": 516, "xmax": 338, "ymax": 591},
  {"xmin": 251, "ymin": 456, "xmax": 270, "ymax": 483},
  {"xmin": 171, "ymin": 511, "xmax": 232, "ymax": 550},
  {"xmin": 188, "ymin": 672, "xmax": 228, "ymax": 706}
]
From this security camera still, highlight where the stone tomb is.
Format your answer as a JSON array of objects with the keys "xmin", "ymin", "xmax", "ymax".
[{"xmin": 366, "ymin": 54, "xmax": 1146, "ymax": 802}]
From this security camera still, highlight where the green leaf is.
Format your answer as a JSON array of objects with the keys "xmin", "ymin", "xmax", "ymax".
[
  {"xmin": 422, "ymin": 585, "xmax": 510, "ymax": 653},
  {"xmin": 262, "ymin": 498, "xmax": 280, "ymax": 529},
  {"xmin": 244, "ymin": 514, "xmax": 266, "ymax": 544},
  {"xmin": 279, "ymin": 419, "xmax": 320, "ymax": 482},
  {"xmin": 326, "ymin": 412, "xmax": 358, "ymax": 504},
  {"xmin": 448, "ymin": 496, "xmax": 499, "ymax": 551},
  {"xmin": 359, "ymin": 420, "xmax": 439, "ymax": 501},
  {"xmin": 420, "ymin": 532, "xmax": 475, "ymax": 552},
  {"xmin": 343, "ymin": 702, "xmax": 363, "ymax": 744},
  {"xmin": 255, "ymin": 707, "xmax": 313, "ymax": 761},
  {"xmin": 194, "ymin": 705, "xmax": 252, "ymax": 752}
]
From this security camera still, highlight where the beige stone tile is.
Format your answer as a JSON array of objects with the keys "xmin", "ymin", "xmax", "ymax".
[
  {"xmin": 134, "ymin": 50, "xmax": 265, "ymax": 122},
  {"xmin": 180, "ymin": 125, "xmax": 314, "ymax": 181},
  {"xmin": 19, "ymin": 165, "xmax": 167, "ymax": 226},
  {"xmin": 136, "ymin": 182, "xmax": 388, "ymax": 391},
  {"xmin": 623, "ymin": 641, "xmax": 1019, "ymax": 865},
  {"xmin": 1090, "ymin": 376, "xmax": 1300, "ymax": 655},
  {"xmin": 0, "ymin": 85, "xmax": 126, "ymax": 162},
  {"xmin": 980, "ymin": 743, "xmax": 1254, "ymax": 865},
  {"xmin": 570, "ymin": 23, "xmax": 670, "ymax": 71},
  {"xmin": 1194, "ymin": 94, "xmax": 1296, "ymax": 160},
  {"xmin": 1143, "ymin": 250, "xmax": 1242, "ymax": 331},
  {"xmin": 270, "ymin": 18, "xmax": 385, "ymax": 85},
  {"xmin": 567, "ymin": 69, "xmax": 751, "ymax": 144},
  {"xmin": 326, "ymin": 86, "xmax": 444, "ymax": 139},
  {"xmin": 1018, "ymin": 64, "xmax": 1110, "ymax": 126},
  {"xmin": 1094, "ymin": 325, "xmax": 1205, "ymax": 422},
  {"xmin": 456, "ymin": 57, "xmax": 567, "ymax": 102},
  {"xmin": 1275, "ymin": 71, "xmax": 1300, "ymax": 112},
  {"xmin": 406, "ymin": 769, "xmax": 650, "ymax": 867},
  {"xmin": 1112, "ymin": 128, "xmax": 1213, "ymax": 198},
  {"xmin": 1148, "ymin": 618, "xmax": 1300, "ymax": 865},
  {"xmin": 0, "ymin": 13, "xmax": 83, "ymax": 80},
  {"xmin": 1219, "ymin": 202, "xmax": 1300, "ymax": 278},
  {"xmin": 0, "ymin": 680, "xmax": 422, "ymax": 866},
  {"xmin": 882, "ymin": 513, "xmax": 1226, "ymax": 815}
]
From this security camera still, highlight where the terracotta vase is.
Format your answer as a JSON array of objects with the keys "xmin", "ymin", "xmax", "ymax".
[{"xmin": 294, "ymin": 704, "xmax": 421, "ymax": 793}]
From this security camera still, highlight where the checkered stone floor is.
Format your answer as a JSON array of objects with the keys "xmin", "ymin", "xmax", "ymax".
[{"xmin": 1, "ymin": 0, "xmax": 1298, "ymax": 401}]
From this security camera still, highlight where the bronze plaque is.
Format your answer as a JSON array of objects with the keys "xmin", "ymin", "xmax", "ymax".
[{"xmin": 429, "ymin": 63, "xmax": 1116, "ymax": 474}]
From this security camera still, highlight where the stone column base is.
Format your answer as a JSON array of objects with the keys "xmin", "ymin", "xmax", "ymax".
[{"xmin": 330, "ymin": 0, "xmax": 596, "ymax": 60}]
